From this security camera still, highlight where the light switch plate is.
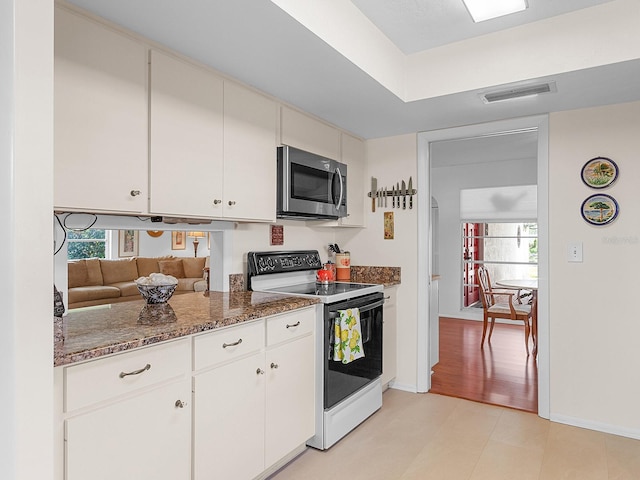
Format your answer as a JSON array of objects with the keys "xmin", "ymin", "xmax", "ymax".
[{"xmin": 568, "ymin": 242, "xmax": 583, "ymax": 262}]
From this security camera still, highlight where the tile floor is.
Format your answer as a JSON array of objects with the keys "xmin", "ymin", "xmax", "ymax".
[{"xmin": 269, "ymin": 389, "xmax": 640, "ymax": 480}]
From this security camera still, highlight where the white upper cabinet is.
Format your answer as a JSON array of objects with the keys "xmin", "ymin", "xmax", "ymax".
[
  {"xmin": 54, "ymin": 8, "xmax": 148, "ymax": 213},
  {"xmin": 223, "ymin": 81, "xmax": 277, "ymax": 221},
  {"xmin": 281, "ymin": 106, "xmax": 340, "ymax": 161},
  {"xmin": 149, "ymin": 50, "xmax": 224, "ymax": 218},
  {"xmin": 340, "ymin": 133, "xmax": 366, "ymax": 227}
]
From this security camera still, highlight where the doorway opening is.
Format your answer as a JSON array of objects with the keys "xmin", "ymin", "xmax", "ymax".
[{"xmin": 416, "ymin": 115, "xmax": 549, "ymax": 419}]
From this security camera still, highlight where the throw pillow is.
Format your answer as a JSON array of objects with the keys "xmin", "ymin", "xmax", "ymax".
[{"xmin": 158, "ymin": 259, "xmax": 185, "ymax": 279}]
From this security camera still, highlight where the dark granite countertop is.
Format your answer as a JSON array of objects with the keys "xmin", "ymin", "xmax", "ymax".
[
  {"xmin": 54, "ymin": 291, "xmax": 319, "ymax": 367},
  {"xmin": 350, "ymin": 266, "xmax": 401, "ymax": 287}
]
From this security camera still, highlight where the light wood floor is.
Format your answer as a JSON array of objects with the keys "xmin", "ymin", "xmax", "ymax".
[
  {"xmin": 269, "ymin": 389, "xmax": 640, "ymax": 480},
  {"xmin": 430, "ymin": 316, "xmax": 538, "ymax": 412}
]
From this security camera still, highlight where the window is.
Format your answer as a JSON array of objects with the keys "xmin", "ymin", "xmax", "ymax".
[
  {"xmin": 462, "ymin": 222, "xmax": 537, "ymax": 307},
  {"xmin": 67, "ymin": 229, "xmax": 109, "ymax": 260}
]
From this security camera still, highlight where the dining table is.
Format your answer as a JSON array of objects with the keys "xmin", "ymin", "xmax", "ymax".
[{"xmin": 495, "ymin": 278, "xmax": 538, "ymax": 355}]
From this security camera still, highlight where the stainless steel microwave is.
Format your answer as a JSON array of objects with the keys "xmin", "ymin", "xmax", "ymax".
[{"xmin": 277, "ymin": 145, "xmax": 347, "ymax": 220}]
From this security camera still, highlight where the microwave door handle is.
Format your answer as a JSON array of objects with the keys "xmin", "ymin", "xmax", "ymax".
[{"xmin": 333, "ymin": 167, "xmax": 344, "ymax": 210}]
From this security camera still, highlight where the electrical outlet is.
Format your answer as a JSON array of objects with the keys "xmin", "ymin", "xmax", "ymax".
[{"xmin": 567, "ymin": 242, "xmax": 583, "ymax": 262}]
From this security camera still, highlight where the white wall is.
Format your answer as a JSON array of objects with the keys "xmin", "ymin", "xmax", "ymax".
[
  {"xmin": 432, "ymin": 158, "xmax": 537, "ymax": 319},
  {"xmin": 336, "ymin": 133, "xmax": 418, "ymax": 391},
  {"xmin": 549, "ymin": 101, "xmax": 640, "ymax": 438},
  {"xmin": 0, "ymin": 1, "xmax": 54, "ymax": 479},
  {"xmin": 231, "ymin": 220, "xmax": 339, "ymax": 276}
]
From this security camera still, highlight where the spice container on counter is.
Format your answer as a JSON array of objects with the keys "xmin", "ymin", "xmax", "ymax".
[{"xmin": 335, "ymin": 252, "xmax": 350, "ymax": 281}]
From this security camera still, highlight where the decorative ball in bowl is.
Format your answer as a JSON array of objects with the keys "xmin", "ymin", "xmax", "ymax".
[{"xmin": 135, "ymin": 273, "xmax": 179, "ymax": 304}]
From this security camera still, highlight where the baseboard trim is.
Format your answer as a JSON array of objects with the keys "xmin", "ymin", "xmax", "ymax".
[
  {"xmin": 550, "ymin": 413, "xmax": 640, "ymax": 441},
  {"xmin": 387, "ymin": 382, "xmax": 417, "ymax": 394}
]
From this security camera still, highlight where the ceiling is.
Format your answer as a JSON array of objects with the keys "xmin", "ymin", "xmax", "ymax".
[{"xmin": 64, "ymin": 0, "xmax": 640, "ymax": 140}]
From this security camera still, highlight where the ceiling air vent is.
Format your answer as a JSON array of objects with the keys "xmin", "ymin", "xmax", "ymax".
[{"xmin": 481, "ymin": 82, "xmax": 556, "ymax": 104}]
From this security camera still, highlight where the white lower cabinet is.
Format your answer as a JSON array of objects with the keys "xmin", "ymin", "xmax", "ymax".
[
  {"xmin": 193, "ymin": 351, "xmax": 266, "ymax": 480},
  {"xmin": 265, "ymin": 330, "xmax": 315, "ymax": 468},
  {"xmin": 58, "ymin": 308, "xmax": 316, "ymax": 480},
  {"xmin": 193, "ymin": 307, "xmax": 316, "ymax": 480},
  {"xmin": 66, "ymin": 379, "xmax": 191, "ymax": 480},
  {"xmin": 381, "ymin": 286, "xmax": 398, "ymax": 388},
  {"xmin": 62, "ymin": 338, "xmax": 191, "ymax": 480}
]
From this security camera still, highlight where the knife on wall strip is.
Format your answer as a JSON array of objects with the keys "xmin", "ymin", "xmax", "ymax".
[
  {"xmin": 408, "ymin": 177, "xmax": 413, "ymax": 209},
  {"xmin": 371, "ymin": 177, "xmax": 377, "ymax": 213},
  {"xmin": 396, "ymin": 182, "xmax": 400, "ymax": 209},
  {"xmin": 401, "ymin": 180, "xmax": 407, "ymax": 209}
]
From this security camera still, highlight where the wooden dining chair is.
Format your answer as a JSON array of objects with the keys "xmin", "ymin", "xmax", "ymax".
[{"xmin": 477, "ymin": 266, "xmax": 533, "ymax": 355}]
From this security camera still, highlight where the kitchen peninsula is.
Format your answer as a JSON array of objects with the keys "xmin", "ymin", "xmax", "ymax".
[
  {"xmin": 54, "ymin": 292, "xmax": 320, "ymax": 480},
  {"xmin": 55, "ymin": 290, "xmax": 318, "ymax": 366}
]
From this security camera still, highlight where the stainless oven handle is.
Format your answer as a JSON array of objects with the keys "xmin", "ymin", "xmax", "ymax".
[
  {"xmin": 328, "ymin": 298, "xmax": 385, "ymax": 318},
  {"xmin": 334, "ymin": 167, "xmax": 344, "ymax": 210}
]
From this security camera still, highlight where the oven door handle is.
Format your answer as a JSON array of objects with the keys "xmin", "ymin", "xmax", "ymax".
[{"xmin": 328, "ymin": 298, "xmax": 385, "ymax": 318}]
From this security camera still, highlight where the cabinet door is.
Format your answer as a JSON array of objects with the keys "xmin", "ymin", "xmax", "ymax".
[
  {"xmin": 281, "ymin": 106, "xmax": 340, "ymax": 160},
  {"xmin": 382, "ymin": 287, "xmax": 397, "ymax": 387},
  {"xmin": 149, "ymin": 50, "xmax": 224, "ymax": 217},
  {"xmin": 65, "ymin": 380, "xmax": 191, "ymax": 480},
  {"xmin": 193, "ymin": 352, "xmax": 265, "ymax": 480},
  {"xmin": 54, "ymin": 8, "xmax": 148, "ymax": 213},
  {"xmin": 265, "ymin": 334, "xmax": 315, "ymax": 468},
  {"xmin": 223, "ymin": 82, "xmax": 277, "ymax": 221},
  {"xmin": 340, "ymin": 133, "xmax": 366, "ymax": 227}
]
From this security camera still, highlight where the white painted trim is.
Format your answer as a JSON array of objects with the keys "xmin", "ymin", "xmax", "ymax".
[
  {"xmin": 387, "ymin": 382, "xmax": 418, "ymax": 394},
  {"xmin": 417, "ymin": 115, "xmax": 550, "ymax": 420},
  {"xmin": 550, "ymin": 414, "xmax": 640, "ymax": 441}
]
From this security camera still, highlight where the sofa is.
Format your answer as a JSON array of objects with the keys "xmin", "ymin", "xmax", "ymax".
[{"xmin": 67, "ymin": 256, "xmax": 208, "ymax": 309}]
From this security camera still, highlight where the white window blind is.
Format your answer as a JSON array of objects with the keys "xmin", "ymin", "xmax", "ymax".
[{"xmin": 460, "ymin": 185, "xmax": 537, "ymax": 222}]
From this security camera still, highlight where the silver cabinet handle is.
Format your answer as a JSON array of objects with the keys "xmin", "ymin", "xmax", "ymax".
[
  {"xmin": 222, "ymin": 338, "xmax": 242, "ymax": 348},
  {"xmin": 228, "ymin": 200, "xmax": 236, "ymax": 206},
  {"xmin": 119, "ymin": 363, "xmax": 151, "ymax": 378},
  {"xmin": 384, "ymin": 296, "xmax": 391, "ymax": 300},
  {"xmin": 256, "ymin": 368, "xmax": 265, "ymax": 375},
  {"xmin": 286, "ymin": 321, "xmax": 300, "ymax": 329},
  {"xmin": 175, "ymin": 399, "xmax": 186, "ymax": 408},
  {"xmin": 130, "ymin": 190, "xmax": 141, "ymax": 197},
  {"xmin": 213, "ymin": 199, "xmax": 222, "ymax": 205},
  {"xmin": 270, "ymin": 362, "xmax": 279, "ymax": 369}
]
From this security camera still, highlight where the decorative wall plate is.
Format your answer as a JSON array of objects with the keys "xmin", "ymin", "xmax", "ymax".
[
  {"xmin": 581, "ymin": 157, "xmax": 618, "ymax": 189},
  {"xmin": 146, "ymin": 230, "xmax": 164, "ymax": 237},
  {"xmin": 581, "ymin": 194, "xmax": 619, "ymax": 226}
]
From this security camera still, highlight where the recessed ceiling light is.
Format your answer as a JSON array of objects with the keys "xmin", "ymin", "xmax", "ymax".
[{"xmin": 463, "ymin": 0, "xmax": 528, "ymax": 22}]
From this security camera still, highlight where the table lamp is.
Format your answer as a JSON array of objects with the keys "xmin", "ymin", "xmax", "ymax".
[{"xmin": 187, "ymin": 231, "xmax": 206, "ymax": 257}]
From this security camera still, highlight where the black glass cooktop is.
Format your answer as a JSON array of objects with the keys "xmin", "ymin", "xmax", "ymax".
[{"xmin": 268, "ymin": 282, "xmax": 375, "ymax": 296}]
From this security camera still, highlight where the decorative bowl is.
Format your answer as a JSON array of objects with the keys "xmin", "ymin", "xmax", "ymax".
[{"xmin": 136, "ymin": 284, "xmax": 177, "ymax": 304}]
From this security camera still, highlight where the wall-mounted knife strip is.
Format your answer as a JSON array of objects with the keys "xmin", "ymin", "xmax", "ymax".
[{"xmin": 367, "ymin": 177, "xmax": 416, "ymax": 210}]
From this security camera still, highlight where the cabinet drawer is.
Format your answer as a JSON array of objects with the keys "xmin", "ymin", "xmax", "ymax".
[
  {"xmin": 266, "ymin": 307, "xmax": 315, "ymax": 347},
  {"xmin": 65, "ymin": 338, "xmax": 190, "ymax": 412},
  {"xmin": 194, "ymin": 320, "xmax": 264, "ymax": 371}
]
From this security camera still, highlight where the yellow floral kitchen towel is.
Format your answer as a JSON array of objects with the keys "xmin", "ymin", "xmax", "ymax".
[{"xmin": 334, "ymin": 308, "xmax": 364, "ymax": 364}]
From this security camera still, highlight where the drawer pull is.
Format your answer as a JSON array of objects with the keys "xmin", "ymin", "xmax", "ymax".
[
  {"xmin": 119, "ymin": 363, "xmax": 151, "ymax": 378},
  {"xmin": 384, "ymin": 296, "xmax": 391, "ymax": 300},
  {"xmin": 175, "ymin": 399, "xmax": 186, "ymax": 408},
  {"xmin": 285, "ymin": 321, "xmax": 301, "ymax": 329},
  {"xmin": 270, "ymin": 362, "xmax": 279, "ymax": 369},
  {"xmin": 222, "ymin": 338, "xmax": 243, "ymax": 349},
  {"xmin": 256, "ymin": 368, "xmax": 265, "ymax": 375}
]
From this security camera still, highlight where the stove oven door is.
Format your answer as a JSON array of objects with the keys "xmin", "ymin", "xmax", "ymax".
[{"xmin": 324, "ymin": 293, "xmax": 384, "ymax": 410}]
